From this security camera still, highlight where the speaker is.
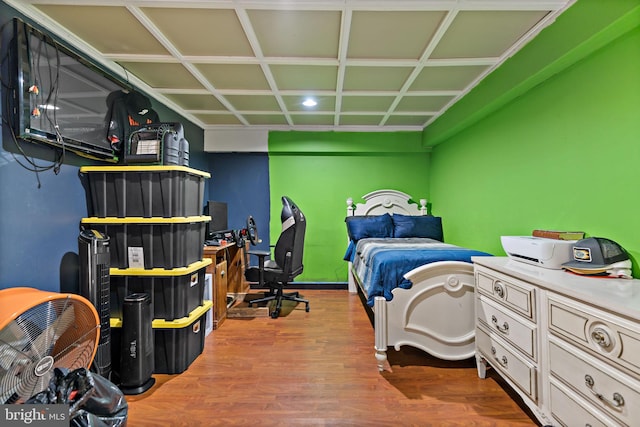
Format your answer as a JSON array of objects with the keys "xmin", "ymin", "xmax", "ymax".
[
  {"xmin": 119, "ymin": 293, "xmax": 155, "ymax": 395},
  {"xmin": 78, "ymin": 228, "xmax": 111, "ymax": 380}
]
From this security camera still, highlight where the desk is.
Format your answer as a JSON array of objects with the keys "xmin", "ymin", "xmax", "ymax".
[{"xmin": 203, "ymin": 242, "xmax": 250, "ymax": 329}]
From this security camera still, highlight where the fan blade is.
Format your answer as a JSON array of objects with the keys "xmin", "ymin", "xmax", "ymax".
[
  {"xmin": 0, "ymin": 321, "xmax": 33, "ymax": 370},
  {"xmin": 28, "ymin": 304, "xmax": 75, "ymax": 360},
  {"xmin": 0, "ymin": 339, "xmax": 29, "ymax": 370},
  {"xmin": 15, "ymin": 366, "xmax": 52, "ymax": 404},
  {"xmin": 0, "ymin": 358, "xmax": 36, "ymax": 404},
  {"xmin": 0, "ymin": 320, "xmax": 43, "ymax": 403},
  {"xmin": 16, "ymin": 371, "xmax": 53, "ymax": 401},
  {"xmin": 54, "ymin": 338, "xmax": 96, "ymax": 371}
]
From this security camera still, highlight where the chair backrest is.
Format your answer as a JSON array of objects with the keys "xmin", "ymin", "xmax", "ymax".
[{"xmin": 273, "ymin": 196, "xmax": 306, "ymax": 279}]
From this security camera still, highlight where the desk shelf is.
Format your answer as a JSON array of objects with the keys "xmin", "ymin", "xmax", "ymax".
[{"xmin": 203, "ymin": 242, "xmax": 250, "ymax": 329}]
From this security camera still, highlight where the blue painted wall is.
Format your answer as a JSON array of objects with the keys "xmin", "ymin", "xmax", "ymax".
[
  {"xmin": 206, "ymin": 153, "xmax": 270, "ymax": 254},
  {"xmin": 0, "ymin": 152, "xmax": 88, "ymax": 292}
]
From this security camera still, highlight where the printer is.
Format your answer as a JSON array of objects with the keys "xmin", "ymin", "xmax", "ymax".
[{"xmin": 501, "ymin": 236, "xmax": 576, "ymax": 269}]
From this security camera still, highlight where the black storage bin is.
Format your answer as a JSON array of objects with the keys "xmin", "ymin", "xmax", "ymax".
[
  {"xmin": 81, "ymin": 216, "xmax": 209, "ymax": 269},
  {"xmin": 111, "ymin": 300, "xmax": 211, "ymax": 375},
  {"xmin": 152, "ymin": 303, "xmax": 208, "ymax": 374},
  {"xmin": 80, "ymin": 165, "xmax": 209, "ymax": 218},
  {"xmin": 110, "ymin": 259, "xmax": 211, "ymax": 320}
]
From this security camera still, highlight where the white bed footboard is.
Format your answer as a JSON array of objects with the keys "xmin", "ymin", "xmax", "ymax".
[
  {"xmin": 345, "ymin": 189, "xmax": 477, "ymax": 370},
  {"xmin": 373, "ymin": 261, "xmax": 476, "ymax": 371}
]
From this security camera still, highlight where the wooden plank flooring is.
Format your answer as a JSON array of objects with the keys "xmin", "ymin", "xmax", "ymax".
[{"xmin": 125, "ymin": 290, "xmax": 538, "ymax": 426}]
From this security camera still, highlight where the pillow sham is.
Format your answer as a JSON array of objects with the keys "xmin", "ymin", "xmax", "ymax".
[
  {"xmin": 392, "ymin": 214, "xmax": 443, "ymax": 241},
  {"xmin": 345, "ymin": 213, "xmax": 394, "ymax": 242}
]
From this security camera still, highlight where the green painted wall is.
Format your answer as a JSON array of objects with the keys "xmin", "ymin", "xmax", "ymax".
[
  {"xmin": 268, "ymin": 131, "xmax": 430, "ymax": 282},
  {"xmin": 429, "ymin": 9, "xmax": 640, "ymax": 274}
]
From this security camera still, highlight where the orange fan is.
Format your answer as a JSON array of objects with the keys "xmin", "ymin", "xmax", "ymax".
[{"xmin": 0, "ymin": 287, "xmax": 100, "ymax": 403}]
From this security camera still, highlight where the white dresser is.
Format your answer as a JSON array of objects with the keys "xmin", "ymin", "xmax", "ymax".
[{"xmin": 472, "ymin": 257, "xmax": 640, "ymax": 427}]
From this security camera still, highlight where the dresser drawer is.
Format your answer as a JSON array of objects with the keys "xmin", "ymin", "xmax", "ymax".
[
  {"xmin": 548, "ymin": 293, "xmax": 640, "ymax": 378},
  {"xmin": 476, "ymin": 327, "xmax": 537, "ymax": 401},
  {"xmin": 476, "ymin": 295, "xmax": 537, "ymax": 360},
  {"xmin": 549, "ymin": 337, "xmax": 640, "ymax": 426},
  {"xmin": 550, "ymin": 378, "xmax": 622, "ymax": 427},
  {"xmin": 475, "ymin": 267, "xmax": 536, "ymax": 321}
]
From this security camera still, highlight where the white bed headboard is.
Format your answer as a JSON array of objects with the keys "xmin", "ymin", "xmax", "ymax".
[{"xmin": 346, "ymin": 189, "xmax": 427, "ymax": 217}]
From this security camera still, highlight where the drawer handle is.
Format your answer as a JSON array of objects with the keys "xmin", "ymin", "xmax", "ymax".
[
  {"xmin": 591, "ymin": 327, "xmax": 612, "ymax": 348},
  {"xmin": 491, "ymin": 315, "xmax": 509, "ymax": 334},
  {"xmin": 584, "ymin": 375, "xmax": 625, "ymax": 409},
  {"xmin": 493, "ymin": 281, "xmax": 506, "ymax": 298},
  {"xmin": 490, "ymin": 346, "xmax": 508, "ymax": 368}
]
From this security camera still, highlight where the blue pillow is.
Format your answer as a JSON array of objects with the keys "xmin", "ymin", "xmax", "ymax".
[
  {"xmin": 345, "ymin": 214, "xmax": 394, "ymax": 242},
  {"xmin": 392, "ymin": 214, "xmax": 443, "ymax": 241}
]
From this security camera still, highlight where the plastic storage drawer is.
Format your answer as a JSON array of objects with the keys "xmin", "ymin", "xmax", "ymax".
[
  {"xmin": 111, "ymin": 301, "xmax": 211, "ymax": 375},
  {"xmin": 110, "ymin": 258, "xmax": 212, "ymax": 320},
  {"xmin": 81, "ymin": 216, "xmax": 209, "ymax": 269},
  {"xmin": 80, "ymin": 165, "xmax": 210, "ymax": 218}
]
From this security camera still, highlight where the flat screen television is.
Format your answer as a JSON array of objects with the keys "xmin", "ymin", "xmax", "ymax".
[{"xmin": 3, "ymin": 18, "xmax": 127, "ymax": 162}]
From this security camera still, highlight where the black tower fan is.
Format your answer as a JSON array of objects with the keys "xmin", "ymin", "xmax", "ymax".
[
  {"xmin": 78, "ymin": 228, "xmax": 112, "ymax": 379},
  {"xmin": 119, "ymin": 292, "xmax": 155, "ymax": 395}
]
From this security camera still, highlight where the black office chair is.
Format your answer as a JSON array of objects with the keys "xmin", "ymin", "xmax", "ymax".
[{"xmin": 244, "ymin": 196, "xmax": 310, "ymax": 318}]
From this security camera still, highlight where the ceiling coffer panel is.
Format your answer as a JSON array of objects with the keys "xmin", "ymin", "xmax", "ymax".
[
  {"xmin": 430, "ymin": 11, "xmax": 551, "ymax": 59},
  {"xmin": 347, "ymin": 10, "xmax": 446, "ymax": 60},
  {"xmin": 20, "ymin": 0, "xmax": 573, "ymax": 133},
  {"xmin": 142, "ymin": 8, "xmax": 254, "ymax": 57},
  {"xmin": 247, "ymin": 9, "xmax": 342, "ymax": 58},
  {"xmin": 195, "ymin": 64, "xmax": 271, "ymax": 91},
  {"xmin": 35, "ymin": 5, "xmax": 169, "ymax": 55}
]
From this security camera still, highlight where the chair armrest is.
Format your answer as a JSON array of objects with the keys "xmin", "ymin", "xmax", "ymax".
[
  {"xmin": 247, "ymin": 250, "xmax": 271, "ymax": 257},
  {"xmin": 247, "ymin": 250, "xmax": 270, "ymax": 286}
]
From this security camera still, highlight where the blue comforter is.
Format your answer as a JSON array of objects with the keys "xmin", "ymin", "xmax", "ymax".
[{"xmin": 345, "ymin": 238, "xmax": 491, "ymax": 306}]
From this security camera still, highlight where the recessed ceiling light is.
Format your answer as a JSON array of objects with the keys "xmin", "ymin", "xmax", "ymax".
[{"xmin": 302, "ymin": 98, "xmax": 317, "ymax": 107}]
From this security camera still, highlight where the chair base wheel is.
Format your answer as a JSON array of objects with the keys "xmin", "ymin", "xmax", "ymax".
[{"xmin": 245, "ymin": 288, "xmax": 309, "ymax": 318}]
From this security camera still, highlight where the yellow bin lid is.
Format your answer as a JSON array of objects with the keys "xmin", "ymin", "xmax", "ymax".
[
  {"xmin": 110, "ymin": 300, "xmax": 212, "ymax": 329},
  {"xmin": 82, "ymin": 216, "xmax": 211, "ymax": 224},
  {"xmin": 110, "ymin": 258, "xmax": 212, "ymax": 277},
  {"xmin": 79, "ymin": 165, "xmax": 210, "ymax": 179}
]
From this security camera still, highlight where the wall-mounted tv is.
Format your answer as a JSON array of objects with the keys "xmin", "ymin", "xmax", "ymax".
[{"xmin": 3, "ymin": 18, "xmax": 128, "ymax": 162}]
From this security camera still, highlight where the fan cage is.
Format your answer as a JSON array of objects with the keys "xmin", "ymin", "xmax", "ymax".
[{"xmin": 0, "ymin": 291, "xmax": 99, "ymax": 404}]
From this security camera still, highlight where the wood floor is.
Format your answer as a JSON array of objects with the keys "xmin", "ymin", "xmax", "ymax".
[{"xmin": 125, "ymin": 290, "xmax": 538, "ymax": 426}]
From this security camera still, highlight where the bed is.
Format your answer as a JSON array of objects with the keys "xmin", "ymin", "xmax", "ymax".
[{"xmin": 344, "ymin": 189, "xmax": 491, "ymax": 371}]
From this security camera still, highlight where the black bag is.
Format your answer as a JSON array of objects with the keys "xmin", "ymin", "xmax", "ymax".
[
  {"xmin": 105, "ymin": 90, "xmax": 159, "ymax": 154},
  {"xmin": 26, "ymin": 367, "xmax": 128, "ymax": 427}
]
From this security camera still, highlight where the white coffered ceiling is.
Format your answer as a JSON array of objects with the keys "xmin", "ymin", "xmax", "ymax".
[{"xmin": 6, "ymin": 0, "xmax": 575, "ymax": 132}]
